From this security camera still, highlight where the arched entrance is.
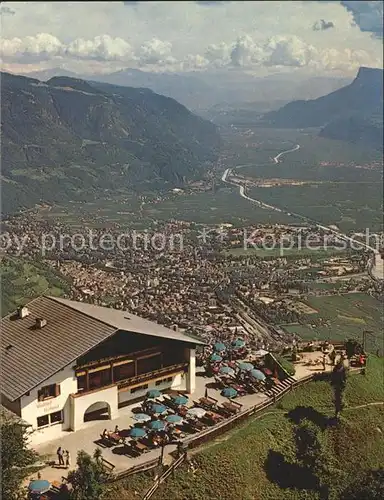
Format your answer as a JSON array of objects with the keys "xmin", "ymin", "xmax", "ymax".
[{"xmin": 83, "ymin": 401, "xmax": 111, "ymax": 423}]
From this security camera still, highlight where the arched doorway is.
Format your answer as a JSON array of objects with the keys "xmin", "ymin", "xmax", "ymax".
[{"xmin": 83, "ymin": 401, "xmax": 111, "ymax": 422}]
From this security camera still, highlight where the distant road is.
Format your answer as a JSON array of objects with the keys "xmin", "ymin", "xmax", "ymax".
[
  {"xmin": 273, "ymin": 144, "xmax": 300, "ymax": 164},
  {"xmin": 221, "ymin": 144, "xmax": 383, "ymax": 280}
]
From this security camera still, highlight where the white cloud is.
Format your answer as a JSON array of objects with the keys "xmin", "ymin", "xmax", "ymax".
[
  {"xmin": 263, "ymin": 35, "xmax": 317, "ymax": 68},
  {"xmin": 0, "ymin": 0, "xmax": 382, "ymax": 75},
  {"xmin": 204, "ymin": 42, "xmax": 231, "ymax": 67},
  {"xmin": 66, "ymin": 35, "xmax": 133, "ymax": 61},
  {"xmin": 1, "ymin": 33, "xmax": 63, "ymax": 61},
  {"xmin": 136, "ymin": 38, "xmax": 174, "ymax": 65}
]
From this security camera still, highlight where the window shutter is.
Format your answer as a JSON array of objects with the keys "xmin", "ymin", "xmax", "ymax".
[{"xmin": 54, "ymin": 384, "xmax": 61, "ymax": 397}]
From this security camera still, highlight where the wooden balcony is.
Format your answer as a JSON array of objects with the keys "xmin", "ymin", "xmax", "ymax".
[
  {"xmin": 117, "ymin": 362, "xmax": 188, "ymax": 391},
  {"xmin": 73, "ymin": 362, "xmax": 188, "ymax": 398}
]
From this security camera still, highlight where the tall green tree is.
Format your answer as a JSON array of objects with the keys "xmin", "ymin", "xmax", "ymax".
[
  {"xmin": 67, "ymin": 449, "xmax": 105, "ymax": 500},
  {"xmin": 1, "ymin": 413, "xmax": 37, "ymax": 500}
]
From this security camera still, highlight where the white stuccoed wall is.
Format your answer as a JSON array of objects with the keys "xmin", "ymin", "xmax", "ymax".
[
  {"xmin": 184, "ymin": 348, "xmax": 196, "ymax": 394},
  {"xmin": 21, "ymin": 364, "xmax": 77, "ymax": 446},
  {"xmin": 70, "ymin": 385, "xmax": 119, "ymax": 432}
]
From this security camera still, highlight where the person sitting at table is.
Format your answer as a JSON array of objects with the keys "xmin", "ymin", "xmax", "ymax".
[{"xmin": 102, "ymin": 429, "xmax": 108, "ymax": 439}]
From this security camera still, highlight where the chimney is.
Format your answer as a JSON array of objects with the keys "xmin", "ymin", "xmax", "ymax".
[
  {"xmin": 18, "ymin": 306, "xmax": 30, "ymax": 319},
  {"xmin": 35, "ymin": 318, "xmax": 47, "ymax": 329}
]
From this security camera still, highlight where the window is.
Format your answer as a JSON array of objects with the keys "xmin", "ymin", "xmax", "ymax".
[
  {"xmin": 113, "ymin": 362, "xmax": 135, "ymax": 382},
  {"xmin": 77, "ymin": 375, "xmax": 87, "ymax": 392},
  {"xmin": 50, "ymin": 410, "xmax": 63, "ymax": 425},
  {"xmin": 37, "ymin": 415, "xmax": 49, "ymax": 428},
  {"xmin": 155, "ymin": 377, "xmax": 173, "ymax": 386},
  {"xmin": 37, "ymin": 411, "xmax": 63, "ymax": 428},
  {"xmin": 89, "ymin": 369, "xmax": 111, "ymax": 390},
  {"xmin": 130, "ymin": 384, "xmax": 148, "ymax": 395},
  {"xmin": 137, "ymin": 354, "xmax": 162, "ymax": 375},
  {"xmin": 38, "ymin": 384, "xmax": 60, "ymax": 401}
]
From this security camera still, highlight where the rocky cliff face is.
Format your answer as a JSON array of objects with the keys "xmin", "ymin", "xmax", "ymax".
[{"xmin": 1, "ymin": 72, "xmax": 221, "ymax": 213}]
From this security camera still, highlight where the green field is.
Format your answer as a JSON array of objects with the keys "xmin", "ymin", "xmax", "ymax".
[
  {"xmin": 222, "ymin": 127, "xmax": 383, "ymax": 233},
  {"xmin": 37, "ymin": 187, "xmax": 303, "ymax": 228},
  {"xmin": 280, "ymin": 293, "xmax": 384, "ymax": 354},
  {"xmin": 106, "ymin": 356, "xmax": 384, "ymax": 500},
  {"xmin": 222, "ymin": 127, "xmax": 382, "ymax": 167},
  {"xmin": 1, "ymin": 257, "xmax": 71, "ymax": 316},
  {"xmin": 249, "ymin": 183, "xmax": 383, "ymax": 233}
]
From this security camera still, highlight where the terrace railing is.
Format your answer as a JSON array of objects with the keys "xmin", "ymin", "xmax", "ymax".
[
  {"xmin": 117, "ymin": 363, "xmax": 188, "ymax": 391},
  {"xmin": 104, "ymin": 369, "xmax": 363, "ymax": 492}
]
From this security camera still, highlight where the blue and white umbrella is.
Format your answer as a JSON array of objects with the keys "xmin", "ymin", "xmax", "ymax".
[
  {"xmin": 221, "ymin": 387, "xmax": 238, "ymax": 398},
  {"xmin": 146, "ymin": 389, "xmax": 162, "ymax": 399},
  {"xmin": 147, "ymin": 420, "xmax": 166, "ymax": 431},
  {"xmin": 237, "ymin": 362, "xmax": 254, "ymax": 372},
  {"xmin": 166, "ymin": 414, "xmax": 183, "ymax": 424},
  {"xmin": 171, "ymin": 395, "xmax": 189, "ymax": 406},
  {"xmin": 149, "ymin": 403, "xmax": 167, "ymax": 415},
  {"xmin": 214, "ymin": 342, "xmax": 226, "ymax": 352},
  {"xmin": 129, "ymin": 427, "xmax": 147, "ymax": 438},
  {"xmin": 231, "ymin": 338, "xmax": 246, "ymax": 349},
  {"xmin": 133, "ymin": 413, "xmax": 151, "ymax": 423},
  {"xmin": 220, "ymin": 366, "xmax": 235, "ymax": 376},
  {"xmin": 187, "ymin": 407, "xmax": 206, "ymax": 419},
  {"xmin": 210, "ymin": 353, "xmax": 223, "ymax": 362},
  {"xmin": 250, "ymin": 369, "xmax": 266, "ymax": 381},
  {"xmin": 28, "ymin": 480, "xmax": 51, "ymax": 495}
]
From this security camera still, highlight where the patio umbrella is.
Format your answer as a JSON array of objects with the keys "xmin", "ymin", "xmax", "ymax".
[
  {"xmin": 237, "ymin": 362, "xmax": 254, "ymax": 371},
  {"xmin": 28, "ymin": 480, "xmax": 51, "ymax": 495},
  {"xmin": 129, "ymin": 427, "xmax": 147, "ymax": 438},
  {"xmin": 231, "ymin": 338, "xmax": 246, "ymax": 349},
  {"xmin": 147, "ymin": 420, "xmax": 166, "ymax": 431},
  {"xmin": 133, "ymin": 413, "xmax": 151, "ymax": 423},
  {"xmin": 166, "ymin": 414, "xmax": 183, "ymax": 424},
  {"xmin": 210, "ymin": 353, "xmax": 223, "ymax": 362},
  {"xmin": 220, "ymin": 366, "xmax": 235, "ymax": 376},
  {"xmin": 171, "ymin": 395, "xmax": 189, "ymax": 406},
  {"xmin": 221, "ymin": 387, "xmax": 238, "ymax": 398},
  {"xmin": 214, "ymin": 342, "xmax": 226, "ymax": 352},
  {"xmin": 149, "ymin": 403, "xmax": 167, "ymax": 415},
  {"xmin": 187, "ymin": 407, "xmax": 206, "ymax": 419},
  {"xmin": 250, "ymin": 369, "xmax": 266, "ymax": 381},
  {"xmin": 146, "ymin": 389, "xmax": 162, "ymax": 399}
]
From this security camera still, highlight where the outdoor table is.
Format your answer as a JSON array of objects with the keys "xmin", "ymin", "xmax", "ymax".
[
  {"xmin": 199, "ymin": 397, "xmax": 216, "ymax": 408},
  {"xmin": 109, "ymin": 432, "xmax": 122, "ymax": 443},
  {"xmin": 222, "ymin": 401, "xmax": 240, "ymax": 413},
  {"xmin": 134, "ymin": 442, "xmax": 148, "ymax": 452}
]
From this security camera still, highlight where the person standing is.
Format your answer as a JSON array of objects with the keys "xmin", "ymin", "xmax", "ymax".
[
  {"xmin": 65, "ymin": 450, "xmax": 71, "ymax": 469},
  {"xmin": 57, "ymin": 447, "xmax": 64, "ymax": 466}
]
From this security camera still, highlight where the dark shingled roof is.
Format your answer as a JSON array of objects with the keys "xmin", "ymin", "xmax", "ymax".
[{"xmin": 1, "ymin": 296, "xmax": 202, "ymax": 402}]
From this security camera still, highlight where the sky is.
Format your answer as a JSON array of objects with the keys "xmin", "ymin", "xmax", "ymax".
[{"xmin": 0, "ymin": 1, "xmax": 383, "ymax": 76}]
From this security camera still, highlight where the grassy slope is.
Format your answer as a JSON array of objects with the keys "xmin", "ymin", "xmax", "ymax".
[
  {"xmin": 1, "ymin": 257, "xmax": 71, "ymax": 316},
  {"xmin": 106, "ymin": 357, "xmax": 384, "ymax": 500}
]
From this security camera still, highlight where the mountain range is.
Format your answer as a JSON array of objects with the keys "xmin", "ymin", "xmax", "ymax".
[
  {"xmin": 263, "ymin": 67, "xmax": 383, "ymax": 150},
  {"xmin": 21, "ymin": 67, "xmax": 351, "ymax": 114},
  {"xmin": 1, "ymin": 72, "xmax": 221, "ymax": 214}
]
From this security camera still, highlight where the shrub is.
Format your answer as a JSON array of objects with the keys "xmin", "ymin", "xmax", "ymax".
[{"xmin": 277, "ymin": 356, "xmax": 296, "ymax": 376}]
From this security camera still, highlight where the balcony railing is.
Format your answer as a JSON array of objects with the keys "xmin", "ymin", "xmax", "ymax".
[
  {"xmin": 117, "ymin": 363, "xmax": 188, "ymax": 390},
  {"xmin": 73, "ymin": 362, "xmax": 188, "ymax": 398}
]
